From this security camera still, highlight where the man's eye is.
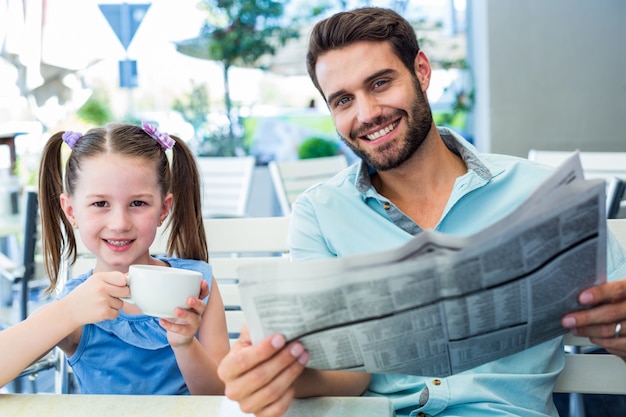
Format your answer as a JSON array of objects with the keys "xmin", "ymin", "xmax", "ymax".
[
  {"xmin": 337, "ymin": 96, "xmax": 351, "ymax": 106},
  {"xmin": 374, "ymin": 79, "xmax": 388, "ymax": 88}
]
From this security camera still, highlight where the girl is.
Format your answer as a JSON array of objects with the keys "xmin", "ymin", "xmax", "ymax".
[{"xmin": 32, "ymin": 122, "xmax": 230, "ymax": 394}]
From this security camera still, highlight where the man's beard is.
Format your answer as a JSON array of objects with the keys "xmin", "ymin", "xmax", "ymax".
[{"xmin": 338, "ymin": 78, "xmax": 433, "ymax": 172}]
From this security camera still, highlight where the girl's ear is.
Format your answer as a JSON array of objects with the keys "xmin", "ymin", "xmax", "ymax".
[
  {"xmin": 160, "ymin": 193, "xmax": 173, "ymax": 223},
  {"xmin": 59, "ymin": 193, "xmax": 75, "ymax": 223}
]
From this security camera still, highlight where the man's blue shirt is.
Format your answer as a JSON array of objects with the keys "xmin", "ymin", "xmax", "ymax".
[{"xmin": 288, "ymin": 128, "xmax": 626, "ymax": 416}]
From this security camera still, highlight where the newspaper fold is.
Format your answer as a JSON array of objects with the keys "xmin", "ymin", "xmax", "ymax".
[{"xmin": 238, "ymin": 152, "xmax": 607, "ymax": 376}]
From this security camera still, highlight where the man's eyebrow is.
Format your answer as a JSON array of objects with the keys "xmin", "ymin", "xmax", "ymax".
[
  {"xmin": 327, "ymin": 88, "xmax": 348, "ymax": 107},
  {"xmin": 326, "ymin": 68, "xmax": 399, "ymax": 106},
  {"xmin": 365, "ymin": 69, "xmax": 397, "ymax": 85}
]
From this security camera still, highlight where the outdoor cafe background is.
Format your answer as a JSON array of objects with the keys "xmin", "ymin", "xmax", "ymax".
[{"xmin": 0, "ymin": 0, "xmax": 623, "ymax": 221}]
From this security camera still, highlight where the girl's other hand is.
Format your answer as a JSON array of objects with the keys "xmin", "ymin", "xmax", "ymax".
[{"xmin": 161, "ymin": 280, "xmax": 209, "ymax": 347}]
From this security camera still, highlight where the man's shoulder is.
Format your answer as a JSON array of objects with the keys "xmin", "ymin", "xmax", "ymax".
[{"xmin": 481, "ymin": 152, "xmax": 555, "ymax": 180}]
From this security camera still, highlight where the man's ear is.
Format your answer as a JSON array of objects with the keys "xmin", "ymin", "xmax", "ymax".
[{"xmin": 414, "ymin": 50, "xmax": 432, "ymax": 91}]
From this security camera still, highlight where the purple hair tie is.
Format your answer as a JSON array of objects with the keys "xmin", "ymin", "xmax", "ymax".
[
  {"xmin": 62, "ymin": 131, "xmax": 83, "ymax": 149},
  {"xmin": 141, "ymin": 121, "xmax": 175, "ymax": 150}
]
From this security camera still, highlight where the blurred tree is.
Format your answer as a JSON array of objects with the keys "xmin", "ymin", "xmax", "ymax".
[
  {"xmin": 172, "ymin": 81, "xmax": 211, "ymax": 133},
  {"xmin": 76, "ymin": 90, "xmax": 113, "ymax": 126},
  {"xmin": 175, "ymin": 0, "xmax": 327, "ymax": 154}
]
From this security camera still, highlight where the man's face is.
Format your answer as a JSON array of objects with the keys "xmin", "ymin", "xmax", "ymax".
[{"xmin": 315, "ymin": 41, "xmax": 433, "ymax": 171}]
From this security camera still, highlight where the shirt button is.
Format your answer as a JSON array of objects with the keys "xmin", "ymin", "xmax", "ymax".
[{"xmin": 432, "ymin": 379, "xmax": 441, "ymax": 386}]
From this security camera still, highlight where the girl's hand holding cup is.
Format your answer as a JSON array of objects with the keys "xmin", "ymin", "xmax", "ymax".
[
  {"xmin": 161, "ymin": 279, "xmax": 210, "ymax": 347},
  {"xmin": 123, "ymin": 264, "xmax": 206, "ymax": 347},
  {"xmin": 69, "ymin": 271, "xmax": 130, "ymax": 324}
]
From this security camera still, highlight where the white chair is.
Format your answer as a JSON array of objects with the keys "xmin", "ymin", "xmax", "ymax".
[
  {"xmin": 203, "ymin": 216, "xmax": 290, "ymax": 342},
  {"xmin": 527, "ymin": 150, "xmax": 626, "ymax": 183},
  {"xmin": 1, "ymin": 189, "xmax": 69, "ymax": 394},
  {"xmin": 528, "ymin": 150, "xmax": 626, "ymax": 218},
  {"xmin": 0, "ymin": 189, "xmax": 43, "ymax": 314},
  {"xmin": 607, "ymin": 178, "xmax": 625, "ymax": 219},
  {"xmin": 555, "ymin": 334, "xmax": 626, "ymax": 395},
  {"xmin": 195, "ymin": 156, "xmax": 256, "ymax": 218},
  {"xmin": 268, "ymin": 155, "xmax": 348, "ymax": 215}
]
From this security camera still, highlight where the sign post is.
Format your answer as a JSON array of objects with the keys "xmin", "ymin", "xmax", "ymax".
[{"xmin": 99, "ymin": 3, "xmax": 151, "ymax": 88}]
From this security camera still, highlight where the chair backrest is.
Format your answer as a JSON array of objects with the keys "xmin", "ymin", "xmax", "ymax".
[
  {"xmin": 0, "ymin": 188, "xmax": 42, "ymax": 321},
  {"xmin": 269, "ymin": 155, "xmax": 348, "ymax": 215},
  {"xmin": 528, "ymin": 150, "xmax": 626, "ymax": 218},
  {"xmin": 69, "ymin": 216, "xmax": 291, "ymax": 343},
  {"xmin": 18, "ymin": 189, "xmax": 39, "ymax": 321},
  {"xmin": 205, "ymin": 216, "xmax": 290, "ymax": 341},
  {"xmin": 527, "ymin": 150, "xmax": 626, "ymax": 183},
  {"xmin": 554, "ymin": 219, "xmax": 626, "ymax": 395},
  {"xmin": 195, "ymin": 156, "xmax": 256, "ymax": 218},
  {"xmin": 554, "ymin": 334, "xmax": 626, "ymax": 394},
  {"xmin": 607, "ymin": 177, "xmax": 626, "ymax": 219}
]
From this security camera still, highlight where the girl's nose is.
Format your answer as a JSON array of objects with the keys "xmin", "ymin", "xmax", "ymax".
[{"xmin": 108, "ymin": 209, "xmax": 132, "ymax": 232}]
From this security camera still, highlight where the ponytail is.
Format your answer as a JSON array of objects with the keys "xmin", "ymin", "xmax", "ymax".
[
  {"xmin": 165, "ymin": 136, "xmax": 208, "ymax": 262},
  {"xmin": 38, "ymin": 133, "xmax": 76, "ymax": 293}
]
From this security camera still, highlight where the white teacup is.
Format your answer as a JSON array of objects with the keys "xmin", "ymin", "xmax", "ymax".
[{"xmin": 124, "ymin": 264, "xmax": 202, "ymax": 318}]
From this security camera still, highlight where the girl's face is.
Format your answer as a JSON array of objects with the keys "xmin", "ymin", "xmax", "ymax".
[{"xmin": 60, "ymin": 154, "xmax": 172, "ymax": 273}]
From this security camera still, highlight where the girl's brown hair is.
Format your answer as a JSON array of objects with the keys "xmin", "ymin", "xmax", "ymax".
[{"xmin": 38, "ymin": 123, "xmax": 207, "ymax": 291}]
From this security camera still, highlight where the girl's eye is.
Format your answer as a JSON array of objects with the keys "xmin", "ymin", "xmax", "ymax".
[
  {"xmin": 130, "ymin": 201, "xmax": 146, "ymax": 207},
  {"xmin": 93, "ymin": 201, "xmax": 107, "ymax": 208}
]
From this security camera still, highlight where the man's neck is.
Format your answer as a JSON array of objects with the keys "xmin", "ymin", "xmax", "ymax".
[{"xmin": 372, "ymin": 129, "xmax": 467, "ymax": 229}]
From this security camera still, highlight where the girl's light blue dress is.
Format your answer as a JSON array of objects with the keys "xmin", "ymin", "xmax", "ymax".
[{"xmin": 58, "ymin": 257, "xmax": 212, "ymax": 394}]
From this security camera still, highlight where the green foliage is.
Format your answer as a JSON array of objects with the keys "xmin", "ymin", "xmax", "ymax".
[
  {"xmin": 76, "ymin": 92, "xmax": 113, "ymax": 126},
  {"xmin": 172, "ymin": 82, "xmax": 211, "ymax": 131},
  {"xmin": 433, "ymin": 90, "xmax": 473, "ymax": 129},
  {"xmin": 187, "ymin": 1, "xmax": 328, "ymax": 148},
  {"xmin": 198, "ymin": 0, "xmax": 304, "ymax": 68},
  {"xmin": 121, "ymin": 114, "xmax": 141, "ymax": 125},
  {"xmin": 298, "ymin": 137, "xmax": 338, "ymax": 159},
  {"xmin": 172, "ymin": 82, "xmax": 245, "ymax": 156},
  {"xmin": 195, "ymin": 114, "xmax": 245, "ymax": 157}
]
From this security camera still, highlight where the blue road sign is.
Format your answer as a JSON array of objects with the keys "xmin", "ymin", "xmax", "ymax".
[
  {"xmin": 119, "ymin": 59, "xmax": 138, "ymax": 88},
  {"xmin": 99, "ymin": 3, "xmax": 151, "ymax": 51}
]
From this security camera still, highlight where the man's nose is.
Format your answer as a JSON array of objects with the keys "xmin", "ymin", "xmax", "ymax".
[{"xmin": 355, "ymin": 95, "xmax": 382, "ymax": 124}]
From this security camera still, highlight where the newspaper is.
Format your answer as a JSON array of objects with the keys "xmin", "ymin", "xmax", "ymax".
[{"xmin": 237, "ymin": 152, "xmax": 607, "ymax": 376}]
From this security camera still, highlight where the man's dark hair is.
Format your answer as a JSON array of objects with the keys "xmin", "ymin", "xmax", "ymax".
[{"xmin": 306, "ymin": 7, "xmax": 421, "ymax": 100}]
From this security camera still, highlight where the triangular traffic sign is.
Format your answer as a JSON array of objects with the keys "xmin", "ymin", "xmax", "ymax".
[{"xmin": 99, "ymin": 3, "xmax": 151, "ymax": 50}]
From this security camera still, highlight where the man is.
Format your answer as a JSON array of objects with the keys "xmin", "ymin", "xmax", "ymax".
[{"xmin": 217, "ymin": 7, "xmax": 626, "ymax": 417}]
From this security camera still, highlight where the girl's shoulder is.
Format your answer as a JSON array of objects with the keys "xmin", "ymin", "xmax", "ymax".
[
  {"xmin": 58, "ymin": 270, "xmax": 92, "ymax": 298},
  {"xmin": 157, "ymin": 257, "xmax": 212, "ymax": 279}
]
